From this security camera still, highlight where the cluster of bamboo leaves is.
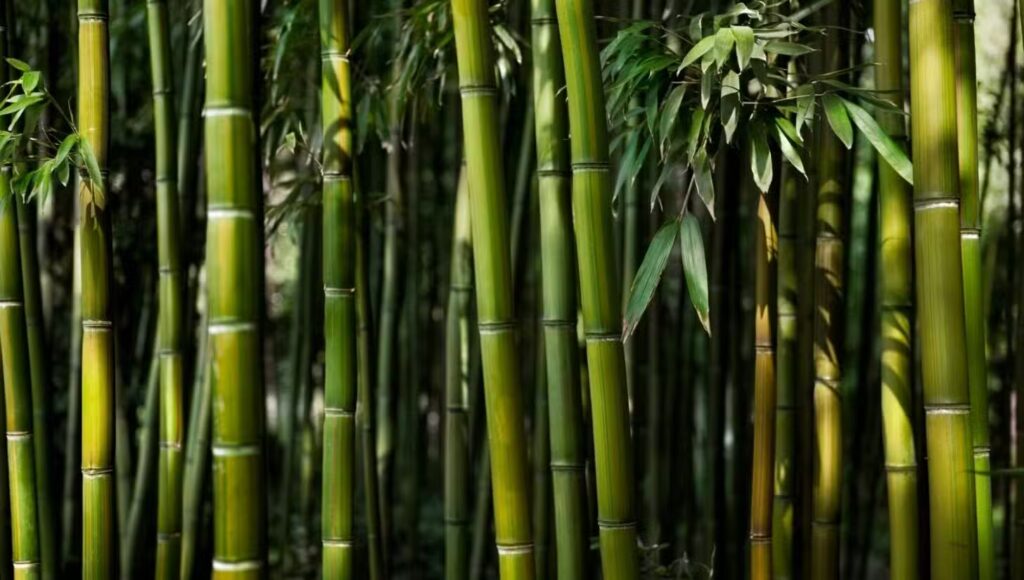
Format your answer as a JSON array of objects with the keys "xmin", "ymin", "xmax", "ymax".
[{"xmin": 605, "ymin": 1, "xmax": 913, "ymax": 339}]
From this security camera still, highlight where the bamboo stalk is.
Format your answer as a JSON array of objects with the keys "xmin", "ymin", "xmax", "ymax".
[
  {"xmin": 178, "ymin": 310, "xmax": 209, "ymax": 580},
  {"xmin": 909, "ymin": 0, "xmax": 980, "ymax": 576},
  {"xmin": 450, "ymin": 0, "xmax": 536, "ymax": 575},
  {"xmin": 146, "ymin": 0, "xmax": 185, "ymax": 576},
  {"xmin": 77, "ymin": 0, "xmax": 116, "ymax": 576},
  {"xmin": 874, "ymin": 0, "xmax": 919, "ymax": 576},
  {"xmin": 553, "ymin": 0, "xmax": 638, "ymax": 575},
  {"xmin": 444, "ymin": 168, "xmax": 472, "ymax": 580},
  {"xmin": 121, "ymin": 357, "xmax": 159, "ymax": 580},
  {"xmin": 202, "ymin": 0, "xmax": 267, "ymax": 575},
  {"xmin": 952, "ymin": 1, "xmax": 992, "ymax": 577},
  {"xmin": 320, "ymin": 0, "xmax": 357, "ymax": 575},
  {"xmin": 61, "ymin": 203, "xmax": 82, "ymax": 576},
  {"xmin": 530, "ymin": 0, "xmax": 587, "ymax": 575}
]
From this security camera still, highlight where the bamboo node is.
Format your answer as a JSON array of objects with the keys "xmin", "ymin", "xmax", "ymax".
[
  {"xmin": 496, "ymin": 543, "xmax": 534, "ymax": 555},
  {"xmin": 320, "ymin": 50, "xmax": 351, "ymax": 62},
  {"xmin": 157, "ymin": 532, "xmax": 183, "ymax": 541},
  {"xmin": 322, "ymin": 539, "xmax": 354, "ymax": 547},
  {"xmin": 12, "ymin": 561, "xmax": 40, "ymax": 569},
  {"xmin": 585, "ymin": 331, "xmax": 620, "ymax": 343},
  {"xmin": 82, "ymin": 319, "xmax": 113, "ymax": 329},
  {"xmin": 207, "ymin": 207, "xmax": 256, "ymax": 220},
  {"xmin": 82, "ymin": 468, "xmax": 114, "ymax": 478},
  {"xmin": 478, "ymin": 320, "xmax": 517, "ymax": 334},
  {"xmin": 530, "ymin": 17, "xmax": 558, "ymax": 25},
  {"xmin": 572, "ymin": 162, "xmax": 611, "ymax": 173},
  {"xmin": 923, "ymin": 404, "xmax": 970, "ymax": 415},
  {"xmin": 540, "ymin": 318, "xmax": 576, "ymax": 329},
  {"xmin": 960, "ymin": 228, "xmax": 980, "ymax": 239},
  {"xmin": 537, "ymin": 168, "xmax": 570, "ymax": 178},
  {"xmin": 0, "ymin": 300, "xmax": 23, "ymax": 309},
  {"xmin": 209, "ymin": 321, "xmax": 257, "ymax": 334},
  {"xmin": 459, "ymin": 85, "xmax": 498, "ymax": 98},
  {"xmin": 913, "ymin": 198, "xmax": 958, "ymax": 211},
  {"xmin": 884, "ymin": 463, "xmax": 917, "ymax": 473},
  {"xmin": 324, "ymin": 408, "xmax": 355, "ymax": 418},
  {"xmin": 212, "ymin": 559, "xmax": 263, "ymax": 572},
  {"xmin": 5, "ymin": 431, "xmax": 31, "ymax": 440},
  {"xmin": 211, "ymin": 444, "xmax": 261, "ymax": 457},
  {"xmin": 203, "ymin": 106, "xmax": 252, "ymax": 118},
  {"xmin": 324, "ymin": 286, "xmax": 355, "ymax": 297}
]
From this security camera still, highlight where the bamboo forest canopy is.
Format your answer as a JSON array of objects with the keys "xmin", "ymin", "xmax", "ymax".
[{"xmin": 0, "ymin": 0, "xmax": 1020, "ymax": 578}]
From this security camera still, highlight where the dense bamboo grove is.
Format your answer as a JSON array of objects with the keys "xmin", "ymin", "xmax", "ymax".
[{"xmin": 5, "ymin": 0, "xmax": 1024, "ymax": 578}]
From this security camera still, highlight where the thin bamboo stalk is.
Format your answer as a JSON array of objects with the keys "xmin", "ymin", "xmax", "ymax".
[
  {"xmin": 147, "ymin": 0, "xmax": 185, "ymax": 576},
  {"xmin": 320, "ymin": 0, "xmax": 357, "ymax": 575},
  {"xmin": 874, "ymin": 0, "xmax": 920, "ymax": 576},
  {"xmin": 203, "ymin": 0, "xmax": 267, "ymax": 575},
  {"xmin": 451, "ymin": 0, "xmax": 536, "ymax": 575},
  {"xmin": 121, "ymin": 357, "xmax": 159, "ymax": 580},
  {"xmin": 530, "ymin": 0, "xmax": 587, "ymax": 575},
  {"xmin": 952, "ymin": 1, "xmax": 992, "ymax": 577},
  {"xmin": 553, "ymin": 0, "xmax": 638, "ymax": 575},
  {"xmin": 61, "ymin": 204, "xmax": 82, "ymax": 576},
  {"xmin": 444, "ymin": 168, "xmax": 472, "ymax": 580},
  {"xmin": 77, "ymin": 0, "xmax": 116, "ymax": 575},
  {"xmin": 909, "ymin": 0, "xmax": 980, "ymax": 576},
  {"xmin": 178, "ymin": 310, "xmax": 208, "ymax": 580}
]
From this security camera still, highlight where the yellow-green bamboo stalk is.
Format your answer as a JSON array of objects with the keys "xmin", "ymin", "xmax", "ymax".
[
  {"xmin": 874, "ymin": 0, "xmax": 919, "ymax": 577},
  {"xmin": 78, "ymin": 0, "xmax": 116, "ymax": 576},
  {"xmin": 909, "ymin": 0, "xmax": 980, "ymax": 576},
  {"xmin": 553, "ymin": 0, "xmax": 638, "ymax": 575},
  {"xmin": 320, "ymin": 0, "xmax": 356, "ymax": 576},
  {"xmin": 444, "ymin": 168, "xmax": 472, "ymax": 580},
  {"xmin": 953, "ymin": 1, "xmax": 992, "ymax": 577},
  {"xmin": 203, "ymin": 0, "xmax": 266, "ymax": 576},
  {"xmin": 147, "ymin": 0, "xmax": 184, "ymax": 576},
  {"xmin": 530, "ymin": 0, "xmax": 587, "ymax": 576},
  {"xmin": 450, "ymin": 0, "xmax": 536, "ymax": 576}
]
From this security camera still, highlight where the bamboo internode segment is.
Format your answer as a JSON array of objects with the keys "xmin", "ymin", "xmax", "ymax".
[
  {"xmin": 531, "ymin": 0, "xmax": 588, "ymax": 576},
  {"xmin": 953, "ymin": 0, "xmax": 993, "ymax": 576},
  {"xmin": 451, "ymin": 0, "xmax": 536, "ymax": 576},
  {"xmin": 147, "ymin": 0, "xmax": 185, "ymax": 577},
  {"xmin": 909, "ymin": 0, "xmax": 980, "ymax": 577},
  {"xmin": 554, "ymin": 0, "xmax": 638, "ymax": 575},
  {"xmin": 77, "ymin": 1, "xmax": 117, "ymax": 577},
  {"xmin": 874, "ymin": 1, "xmax": 919, "ymax": 577},
  {"xmin": 203, "ymin": 0, "xmax": 266, "ymax": 576}
]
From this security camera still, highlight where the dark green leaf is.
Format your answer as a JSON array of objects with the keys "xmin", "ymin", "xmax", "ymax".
[
  {"xmin": 749, "ymin": 122, "xmax": 773, "ymax": 192},
  {"xmin": 659, "ymin": 84, "xmax": 687, "ymax": 154},
  {"xmin": 720, "ymin": 71, "xmax": 741, "ymax": 143},
  {"xmin": 842, "ymin": 97, "xmax": 914, "ymax": 185},
  {"xmin": 775, "ymin": 124, "xmax": 806, "ymax": 177},
  {"xmin": 623, "ymin": 221, "xmax": 679, "ymax": 340},
  {"xmin": 680, "ymin": 214, "xmax": 710, "ymax": 334},
  {"xmin": 693, "ymin": 150, "xmax": 715, "ymax": 218},
  {"xmin": 794, "ymin": 85, "xmax": 815, "ymax": 133},
  {"xmin": 822, "ymin": 94, "xmax": 853, "ymax": 149}
]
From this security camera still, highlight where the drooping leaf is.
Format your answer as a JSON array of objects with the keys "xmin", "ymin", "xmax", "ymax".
[
  {"xmin": 794, "ymin": 84, "xmax": 815, "ymax": 133},
  {"xmin": 78, "ymin": 137, "xmax": 105, "ymax": 210},
  {"xmin": 693, "ymin": 149, "xmax": 715, "ymax": 218},
  {"xmin": 749, "ymin": 122, "xmax": 773, "ymax": 192},
  {"xmin": 645, "ymin": 86, "xmax": 660, "ymax": 138},
  {"xmin": 701, "ymin": 65, "xmax": 713, "ymax": 109},
  {"xmin": 55, "ymin": 133, "xmax": 79, "ymax": 166},
  {"xmin": 774, "ymin": 116, "xmax": 803, "ymax": 144},
  {"xmin": 679, "ymin": 35, "xmax": 716, "ymax": 71},
  {"xmin": 680, "ymin": 214, "xmax": 710, "ymax": 334},
  {"xmin": 764, "ymin": 41, "xmax": 816, "ymax": 56},
  {"xmin": 659, "ymin": 84, "xmax": 687, "ymax": 154},
  {"xmin": 713, "ymin": 27, "xmax": 735, "ymax": 68},
  {"xmin": 623, "ymin": 221, "xmax": 679, "ymax": 340},
  {"xmin": 732, "ymin": 26, "xmax": 755, "ymax": 69},
  {"xmin": 720, "ymin": 70, "xmax": 741, "ymax": 143},
  {"xmin": 687, "ymin": 107, "xmax": 705, "ymax": 163},
  {"xmin": 774, "ymin": 124, "xmax": 806, "ymax": 177},
  {"xmin": 842, "ymin": 97, "xmax": 914, "ymax": 185},
  {"xmin": 822, "ymin": 93, "xmax": 853, "ymax": 149}
]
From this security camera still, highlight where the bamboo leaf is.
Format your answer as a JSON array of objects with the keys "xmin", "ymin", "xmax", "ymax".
[
  {"xmin": 732, "ymin": 26, "xmax": 755, "ymax": 69},
  {"xmin": 774, "ymin": 116, "xmax": 803, "ymax": 144},
  {"xmin": 5, "ymin": 58, "xmax": 29, "ymax": 72},
  {"xmin": 693, "ymin": 150, "xmax": 715, "ymax": 218},
  {"xmin": 775, "ymin": 124, "xmax": 806, "ymax": 177},
  {"xmin": 659, "ymin": 84, "xmax": 687, "ymax": 154},
  {"xmin": 680, "ymin": 214, "xmax": 710, "ymax": 334},
  {"xmin": 623, "ymin": 221, "xmax": 679, "ymax": 340},
  {"xmin": 822, "ymin": 94, "xmax": 853, "ymax": 149},
  {"xmin": 679, "ymin": 35, "xmax": 716, "ymax": 71},
  {"xmin": 749, "ymin": 122, "xmax": 773, "ymax": 192},
  {"xmin": 720, "ymin": 70, "xmax": 740, "ymax": 143},
  {"xmin": 841, "ymin": 97, "xmax": 914, "ymax": 185},
  {"xmin": 0, "ymin": 93, "xmax": 43, "ymax": 117},
  {"xmin": 794, "ymin": 84, "xmax": 815, "ymax": 133},
  {"xmin": 701, "ymin": 65, "xmax": 713, "ymax": 109},
  {"xmin": 713, "ymin": 27, "xmax": 735, "ymax": 68},
  {"xmin": 764, "ymin": 41, "xmax": 816, "ymax": 56},
  {"xmin": 22, "ymin": 71, "xmax": 39, "ymax": 94},
  {"xmin": 55, "ymin": 133, "xmax": 79, "ymax": 166},
  {"xmin": 645, "ymin": 86, "xmax": 659, "ymax": 138},
  {"xmin": 78, "ymin": 137, "xmax": 105, "ymax": 210}
]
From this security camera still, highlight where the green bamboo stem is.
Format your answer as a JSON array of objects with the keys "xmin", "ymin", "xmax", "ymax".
[
  {"xmin": 121, "ymin": 357, "xmax": 159, "ymax": 580},
  {"xmin": 553, "ymin": 0, "xmax": 638, "ymax": 575},
  {"xmin": 61, "ymin": 207, "xmax": 82, "ymax": 575},
  {"xmin": 147, "ymin": 0, "xmax": 185, "ymax": 575},
  {"xmin": 952, "ymin": 2, "xmax": 992, "ymax": 578},
  {"xmin": 203, "ymin": 0, "xmax": 267, "ymax": 575},
  {"xmin": 531, "ymin": 340, "xmax": 550, "ymax": 578},
  {"xmin": 909, "ymin": 0, "xmax": 980, "ymax": 576},
  {"xmin": 355, "ymin": 179, "xmax": 385, "ymax": 580},
  {"xmin": 444, "ymin": 168, "xmax": 472, "ymax": 580},
  {"xmin": 874, "ymin": 0, "xmax": 919, "ymax": 577},
  {"xmin": 530, "ymin": 1, "xmax": 587, "ymax": 575},
  {"xmin": 320, "ymin": 0, "xmax": 356, "ymax": 575},
  {"xmin": 77, "ymin": 0, "xmax": 116, "ymax": 576},
  {"xmin": 177, "ymin": 2, "xmax": 203, "ymax": 235},
  {"xmin": 178, "ymin": 310, "xmax": 209, "ymax": 580},
  {"xmin": 451, "ymin": 0, "xmax": 536, "ymax": 575},
  {"xmin": 0, "ymin": 362, "xmax": 10, "ymax": 580},
  {"xmin": 810, "ymin": 8, "xmax": 847, "ymax": 577},
  {"xmin": 750, "ymin": 183, "xmax": 777, "ymax": 580}
]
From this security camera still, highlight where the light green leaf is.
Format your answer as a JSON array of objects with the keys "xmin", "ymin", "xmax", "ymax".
[
  {"xmin": 720, "ymin": 71, "xmax": 741, "ymax": 144},
  {"xmin": 623, "ymin": 221, "xmax": 679, "ymax": 340},
  {"xmin": 646, "ymin": 86, "xmax": 659, "ymax": 138},
  {"xmin": 842, "ymin": 98, "xmax": 914, "ymax": 185},
  {"xmin": 822, "ymin": 94, "xmax": 853, "ymax": 149},
  {"xmin": 774, "ymin": 116, "xmax": 803, "ymax": 145},
  {"xmin": 680, "ymin": 214, "xmax": 710, "ymax": 334},
  {"xmin": 794, "ymin": 85, "xmax": 815, "ymax": 133},
  {"xmin": 687, "ymin": 107, "xmax": 705, "ymax": 163},
  {"xmin": 55, "ymin": 133, "xmax": 79, "ymax": 166},
  {"xmin": 713, "ymin": 27, "xmax": 735, "ymax": 68},
  {"xmin": 679, "ymin": 35, "xmax": 716, "ymax": 72},
  {"xmin": 79, "ymin": 137, "xmax": 105, "ymax": 210},
  {"xmin": 764, "ymin": 41, "xmax": 816, "ymax": 56},
  {"xmin": 5, "ymin": 58, "xmax": 29, "ymax": 72},
  {"xmin": 22, "ymin": 71, "xmax": 39, "ymax": 94},
  {"xmin": 749, "ymin": 123, "xmax": 773, "ymax": 193},
  {"xmin": 732, "ymin": 26, "xmax": 755, "ymax": 69},
  {"xmin": 775, "ymin": 124, "xmax": 806, "ymax": 177},
  {"xmin": 693, "ymin": 150, "xmax": 715, "ymax": 218},
  {"xmin": 701, "ymin": 65, "xmax": 713, "ymax": 109},
  {"xmin": 0, "ymin": 94, "xmax": 44, "ymax": 117}
]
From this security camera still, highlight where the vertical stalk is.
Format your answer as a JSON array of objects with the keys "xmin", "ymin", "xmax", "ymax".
[
  {"xmin": 320, "ymin": 0, "xmax": 356, "ymax": 575},
  {"xmin": 121, "ymin": 357, "xmax": 159, "ymax": 580},
  {"xmin": 147, "ymin": 0, "xmax": 185, "ymax": 576},
  {"xmin": 444, "ymin": 168, "xmax": 472, "ymax": 580},
  {"xmin": 953, "ymin": 1, "xmax": 992, "ymax": 577},
  {"xmin": 909, "ymin": 0, "xmax": 980, "ymax": 576},
  {"xmin": 61, "ymin": 204, "xmax": 82, "ymax": 576},
  {"xmin": 811, "ymin": 7, "xmax": 847, "ymax": 577},
  {"xmin": 178, "ymin": 312, "xmax": 209, "ymax": 580},
  {"xmin": 874, "ymin": 0, "xmax": 919, "ymax": 577},
  {"xmin": 531, "ymin": 2, "xmax": 588, "ymax": 576},
  {"xmin": 77, "ymin": 0, "xmax": 115, "ymax": 576},
  {"xmin": 203, "ymin": 0, "xmax": 267, "ymax": 575},
  {"xmin": 450, "ymin": 0, "xmax": 536, "ymax": 576},
  {"xmin": 553, "ymin": 0, "xmax": 638, "ymax": 575}
]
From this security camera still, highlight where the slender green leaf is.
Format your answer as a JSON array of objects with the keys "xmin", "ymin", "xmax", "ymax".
[
  {"xmin": 732, "ymin": 26, "xmax": 755, "ymax": 69},
  {"xmin": 679, "ymin": 35, "xmax": 716, "ymax": 71},
  {"xmin": 713, "ymin": 27, "xmax": 735, "ymax": 68},
  {"xmin": 822, "ymin": 93, "xmax": 853, "ymax": 149},
  {"xmin": 5, "ymin": 58, "xmax": 29, "ymax": 72},
  {"xmin": 623, "ymin": 221, "xmax": 679, "ymax": 340},
  {"xmin": 749, "ymin": 122, "xmax": 773, "ymax": 192},
  {"xmin": 842, "ymin": 97, "xmax": 914, "ymax": 184},
  {"xmin": 775, "ymin": 124, "xmax": 806, "ymax": 177},
  {"xmin": 680, "ymin": 214, "xmax": 710, "ymax": 334},
  {"xmin": 659, "ymin": 84, "xmax": 687, "ymax": 153},
  {"xmin": 693, "ymin": 149, "xmax": 715, "ymax": 218}
]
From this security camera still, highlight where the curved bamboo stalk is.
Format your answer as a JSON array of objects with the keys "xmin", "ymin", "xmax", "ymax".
[
  {"xmin": 530, "ymin": 0, "xmax": 587, "ymax": 575},
  {"xmin": 874, "ymin": 0, "xmax": 919, "ymax": 577},
  {"xmin": 146, "ymin": 0, "xmax": 185, "ymax": 576},
  {"xmin": 553, "ymin": 0, "xmax": 638, "ymax": 575},
  {"xmin": 952, "ymin": 1, "xmax": 992, "ymax": 577},
  {"xmin": 202, "ymin": 0, "xmax": 267, "ymax": 575},
  {"xmin": 319, "ymin": 0, "xmax": 357, "ymax": 575},
  {"xmin": 450, "ymin": 0, "xmax": 536, "ymax": 576},
  {"xmin": 444, "ymin": 168, "xmax": 472, "ymax": 580},
  {"xmin": 909, "ymin": 0, "xmax": 980, "ymax": 576},
  {"xmin": 77, "ymin": 0, "xmax": 116, "ymax": 576}
]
